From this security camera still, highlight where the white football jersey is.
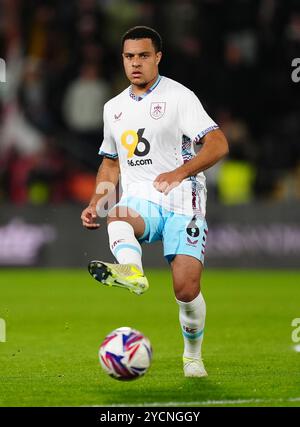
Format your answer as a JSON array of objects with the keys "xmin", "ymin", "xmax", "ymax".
[{"xmin": 99, "ymin": 76, "xmax": 218, "ymax": 217}]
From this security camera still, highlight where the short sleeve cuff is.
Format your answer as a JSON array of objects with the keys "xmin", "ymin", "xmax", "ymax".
[
  {"xmin": 194, "ymin": 125, "xmax": 219, "ymax": 145},
  {"xmin": 99, "ymin": 150, "xmax": 118, "ymax": 159}
]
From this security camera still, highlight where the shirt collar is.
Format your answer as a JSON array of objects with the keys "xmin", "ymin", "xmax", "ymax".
[{"xmin": 129, "ymin": 75, "xmax": 162, "ymax": 101}]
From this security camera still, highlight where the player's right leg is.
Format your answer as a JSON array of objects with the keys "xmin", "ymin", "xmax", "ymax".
[{"xmin": 88, "ymin": 198, "xmax": 152, "ymax": 295}]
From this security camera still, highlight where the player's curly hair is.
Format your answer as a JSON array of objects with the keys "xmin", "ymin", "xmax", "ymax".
[{"xmin": 122, "ymin": 26, "xmax": 162, "ymax": 53}]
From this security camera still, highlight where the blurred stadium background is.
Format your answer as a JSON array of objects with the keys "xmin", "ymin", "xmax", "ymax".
[{"xmin": 1, "ymin": 0, "xmax": 300, "ymax": 269}]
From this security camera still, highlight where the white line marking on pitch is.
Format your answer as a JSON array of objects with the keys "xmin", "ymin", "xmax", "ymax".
[{"xmin": 84, "ymin": 397, "xmax": 300, "ymax": 407}]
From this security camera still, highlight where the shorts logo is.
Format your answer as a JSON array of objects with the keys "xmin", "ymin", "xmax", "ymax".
[
  {"xmin": 150, "ymin": 102, "xmax": 166, "ymax": 120},
  {"xmin": 186, "ymin": 217, "xmax": 200, "ymax": 238}
]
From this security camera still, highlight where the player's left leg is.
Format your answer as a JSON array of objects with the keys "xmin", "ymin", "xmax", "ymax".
[{"xmin": 171, "ymin": 255, "xmax": 208, "ymax": 378}]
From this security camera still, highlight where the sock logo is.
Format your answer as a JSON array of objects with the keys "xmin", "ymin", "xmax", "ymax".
[
  {"xmin": 183, "ymin": 326, "xmax": 198, "ymax": 335},
  {"xmin": 111, "ymin": 239, "xmax": 125, "ymax": 251},
  {"xmin": 182, "ymin": 326, "xmax": 204, "ymax": 339}
]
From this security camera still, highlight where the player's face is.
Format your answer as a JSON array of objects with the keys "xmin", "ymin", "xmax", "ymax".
[{"xmin": 122, "ymin": 38, "xmax": 162, "ymax": 90}]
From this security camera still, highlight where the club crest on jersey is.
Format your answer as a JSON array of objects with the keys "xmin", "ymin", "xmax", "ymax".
[{"xmin": 150, "ymin": 102, "xmax": 166, "ymax": 120}]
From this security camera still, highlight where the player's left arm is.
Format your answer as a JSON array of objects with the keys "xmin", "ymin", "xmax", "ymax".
[{"xmin": 154, "ymin": 129, "xmax": 229, "ymax": 195}]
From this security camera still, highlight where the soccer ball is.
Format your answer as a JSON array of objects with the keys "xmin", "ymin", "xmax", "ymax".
[{"xmin": 99, "ymin": 327, "xmax": 152, "ymax": 381}]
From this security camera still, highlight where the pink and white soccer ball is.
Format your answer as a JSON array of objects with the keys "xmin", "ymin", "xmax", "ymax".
[{"xmin": 99, "ymin": 327, "xmax": 153, "ymax": 381}]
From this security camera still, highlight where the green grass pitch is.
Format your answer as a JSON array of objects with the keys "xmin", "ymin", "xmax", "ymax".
[{"xmin": 0, "ymin": 269, "xmax": 300, "ymax": 407}]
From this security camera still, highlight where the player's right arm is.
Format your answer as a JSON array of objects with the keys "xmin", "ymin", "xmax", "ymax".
[{"xmin": 81, "ymin": 157, "xmax": 120, "ymax": 229}]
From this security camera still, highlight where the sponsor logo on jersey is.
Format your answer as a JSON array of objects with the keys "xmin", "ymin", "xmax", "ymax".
[
  {"xmin": 121, "ymin": 128, "xmax": 153, "ymax": 167},
  {"xmin": 150, "ymin": 102, "xmax": 166, "ymax": 120},
  {"xmin": 127, "ymin": 158, "xmax": 153, "ymax": 166}
]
